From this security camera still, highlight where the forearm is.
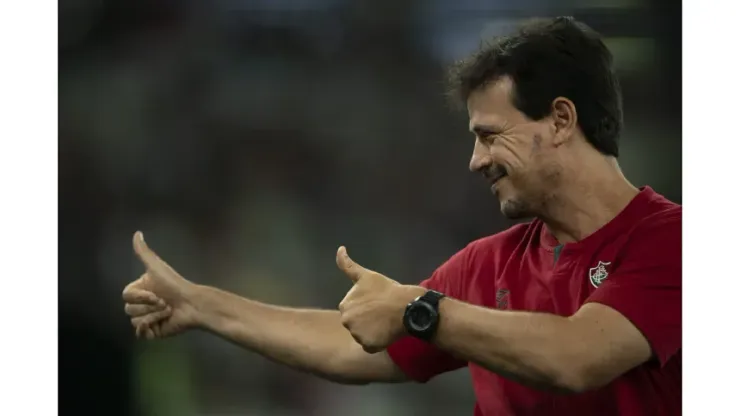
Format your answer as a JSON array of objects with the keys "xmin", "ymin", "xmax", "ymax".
[
  {"xmin": 433, "ymin": 298, "xmax": 587, "ymax": 393},
  {"xmin": 190, "ymin": 285, "xmax": 368, "ymax": 384}
]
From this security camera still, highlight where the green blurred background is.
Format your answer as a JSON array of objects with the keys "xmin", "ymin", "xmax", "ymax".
[{"xmin": 59, "ymin": 1, "xmax": 680, "ymax": 415}]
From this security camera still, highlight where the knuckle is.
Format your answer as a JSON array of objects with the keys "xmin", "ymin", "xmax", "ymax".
[
  {"xmin": 362, "ymin": 343, "xmax": 379, "ymax": 354},
  {"xmin": 339, "ymin": 298, "xmax": 354, "ymax": 312},
  {"xmin": 354, "ymin": 333, "xmax": 368, "ymax": 346}
]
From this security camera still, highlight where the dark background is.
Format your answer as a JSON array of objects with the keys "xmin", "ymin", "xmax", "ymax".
[{"xmin": 59, "ymin": 1, "xmax": 680, "ymax": 415}]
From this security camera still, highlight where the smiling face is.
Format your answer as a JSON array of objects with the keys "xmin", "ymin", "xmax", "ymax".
[{"xmin": 467, "ymin": 77, "xmax": 567, "ymax": 220}]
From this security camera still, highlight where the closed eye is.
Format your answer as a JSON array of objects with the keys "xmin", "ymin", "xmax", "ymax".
[
  {"xmin": 471, "ymin": 126, "xmax": 502, "ymax": 143},
  {"xmin": 479, "ymin": 134, "xmax": 498, "ymax": 145}
]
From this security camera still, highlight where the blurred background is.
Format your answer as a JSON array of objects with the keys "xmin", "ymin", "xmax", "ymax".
[{"xmin": 59, "ymin": 1, "xmax": 681, "ymax": 415}]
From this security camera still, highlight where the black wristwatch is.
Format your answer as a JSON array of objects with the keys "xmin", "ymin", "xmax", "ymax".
[{"xmin": 403, "ymin": 290, "xmax": 446, "ymax": 341}]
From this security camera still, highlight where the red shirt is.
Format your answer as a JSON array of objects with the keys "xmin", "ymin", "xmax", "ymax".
[{"xmin": 387, "ymin": 187, "xmax": 681, "ymax": 416}]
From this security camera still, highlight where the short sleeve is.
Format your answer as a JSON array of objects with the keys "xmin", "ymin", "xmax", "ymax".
[
  {"xmin": 385, "ymin": 248, "xmax": 470, "ymax": 382},
  {"xmin": 585, "ymin": 212, "xmax": 681, "ymax": 366}
]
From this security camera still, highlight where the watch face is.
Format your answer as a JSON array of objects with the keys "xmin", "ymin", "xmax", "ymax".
[{"xmin": 408, "ymin": 303, "xmax": 434, "ymax": 331}]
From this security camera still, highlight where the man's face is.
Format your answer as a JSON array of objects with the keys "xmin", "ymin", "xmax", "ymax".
[{"xmin": 467, "ymin": 77, "xmax": 563, "ymax": 219}]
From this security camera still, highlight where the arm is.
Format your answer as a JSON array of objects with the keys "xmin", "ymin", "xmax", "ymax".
[
  {"xmin": 337, "ymin": 215, "xmax": 680, "ymax": 393},
  {"xmin": 431, "ymin": 299, "xmax": 650, "ymax": 393},
  {"xmin": 191, "ymin": 285, "xmax": 408, "ymax": 385},
  {"xmin": 124, "ymin": 232, "xmax": 408, "ymax": 386},
  {"xmin": 429, "ymin": 215, "xmax": 681, "ymax": 393}
]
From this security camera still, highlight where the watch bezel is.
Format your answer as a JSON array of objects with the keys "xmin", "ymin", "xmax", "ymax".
[
  {"xmin": 405, "ymin": 301, "xmax": 438, "ymax": 332},
  {"xmin": 403, "ymin": 291, "xmax": 444, "ymax": 340}
]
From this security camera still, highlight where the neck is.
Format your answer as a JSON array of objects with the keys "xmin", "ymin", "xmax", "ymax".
[{"xmin": 539, "ymin": 156, "xmax": 639, "ymax": 244}]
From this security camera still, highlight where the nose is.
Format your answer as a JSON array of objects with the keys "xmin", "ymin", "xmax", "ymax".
[{"xmin": 469, "ymin": 139, "xmax": 493, "ymax": 173}]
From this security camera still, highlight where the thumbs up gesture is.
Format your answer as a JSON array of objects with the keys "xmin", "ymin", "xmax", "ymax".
[
  {"xmin": 336, "ymin": 247, "xmax": 425, "ymax": 353},
  {"xmin": 122, "ymin": 231, "xmax": 200, "ymax": 339}
]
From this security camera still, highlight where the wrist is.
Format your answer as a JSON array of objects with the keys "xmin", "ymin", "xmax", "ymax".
[
  {"xmin": 403, "ymin": 285, "xmax": 427, "ymax": 301},
  {"xmin": 186, "ymin": 283, "xmax": 214, "ymax": 330},
  {"xmin": 392, "ymin": 285, "xmax": 426, "ymax": 338},
  {"xmin": 402, "ymin": 288, "xmax": 446, "ymax": 341}
]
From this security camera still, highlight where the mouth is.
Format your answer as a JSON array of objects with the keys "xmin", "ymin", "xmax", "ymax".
[{"xmin": 486, "ymin": 167, "xmax": 508, "ymax": 187}]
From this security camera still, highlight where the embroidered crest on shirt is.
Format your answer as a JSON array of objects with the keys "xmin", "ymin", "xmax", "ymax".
[{"xmin": 589, "ymin": 261, "xmax": 611, "ymax": 288}]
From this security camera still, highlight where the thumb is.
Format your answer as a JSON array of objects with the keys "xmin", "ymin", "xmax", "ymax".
[
  {"xmin": 336, "ymin": 246, "xmax": 365, "ymax": 284},
  {"xmin": 133, "ymin": 231, "xmax": 160, "ymax": 269}
]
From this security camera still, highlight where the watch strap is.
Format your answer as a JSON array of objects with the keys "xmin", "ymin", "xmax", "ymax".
[
  {"xmin": 419, "ymin": 289, "xmax": 445, "ymax": 307},
  {"xmin": 403, "ymin": 290, "xmax": 446, "ymax": 341}
]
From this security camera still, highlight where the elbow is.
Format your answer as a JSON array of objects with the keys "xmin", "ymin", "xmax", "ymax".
[
  {"xmin": 324, "ymin": 356, "xmax": 370, "ymax": 386},
  {"xmin": 322, "ymin": 368, "xmax": 371, "ymax": 385},
  {"xmin": 550, "ymin": 362, "xmax": 611, "ymax": 395},
  {"xmin": 551, "ymin": 374, "xmax": 594, "ymax": 395}
]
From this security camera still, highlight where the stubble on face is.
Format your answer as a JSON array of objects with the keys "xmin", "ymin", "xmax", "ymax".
[
  {"xmin": 467, "ymin": 78, "xmax": 564, "ymax": 220},
  {"xmin": 498, "ymin": 133, "xmax": 564, "ymax": 220}
]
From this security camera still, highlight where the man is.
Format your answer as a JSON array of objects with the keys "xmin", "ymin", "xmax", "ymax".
[{"xmin": 123, "ymin": 17, "xmax": 681, "ymax": 415}]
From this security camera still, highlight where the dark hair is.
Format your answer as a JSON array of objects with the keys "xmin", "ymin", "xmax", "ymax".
[{"xmin": 447, "ymin": 16, "xmax": 623, "ymax": 157}]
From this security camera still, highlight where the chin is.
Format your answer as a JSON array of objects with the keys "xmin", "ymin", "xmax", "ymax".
[{"xmin": 499, "ymin": 199, "xmax": 533, "ymax": 220}]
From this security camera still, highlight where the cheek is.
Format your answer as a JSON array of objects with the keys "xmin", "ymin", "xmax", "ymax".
[
  {"xmin": 534, "ymin": 154, "xmax": 564, "ymax": 186},
  {"xmin": 495, "ymin": 137, "xmax": 531, "ymax": 171}
]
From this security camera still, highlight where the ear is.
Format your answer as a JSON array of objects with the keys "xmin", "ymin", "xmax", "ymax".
[{"xmin": 550, "ymin": 97, "xmax": 578, "ymax": 147}]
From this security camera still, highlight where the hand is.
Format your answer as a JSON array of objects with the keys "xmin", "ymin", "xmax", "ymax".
[
  {"xmin": 122, "ymin": 231, "xmax": 200, "ymax": 340},
  {"xmin": 335, "ymin": 246, "xmax": 424, "ymax": 353}
]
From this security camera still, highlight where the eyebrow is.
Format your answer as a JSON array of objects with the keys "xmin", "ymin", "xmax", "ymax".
[{"xmin": 470, "ymin": 124, "xmax": 502, "ymax": 136}]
